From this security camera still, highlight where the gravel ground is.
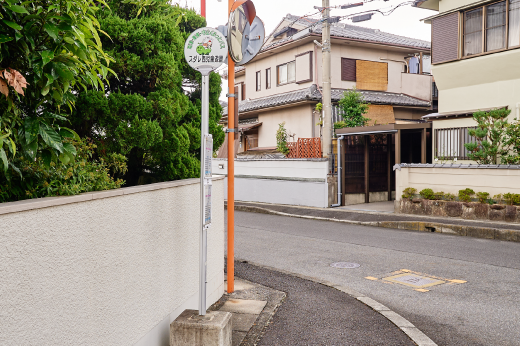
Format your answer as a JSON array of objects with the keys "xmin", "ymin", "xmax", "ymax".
[{"xmin": 233, "ymin": 261, "xmax": 415, "ymax": 346}]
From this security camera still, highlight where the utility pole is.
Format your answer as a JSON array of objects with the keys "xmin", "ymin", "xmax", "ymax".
[{"xmin": 321, "ymin": 0, "xmax": 332, "ymax": 160}]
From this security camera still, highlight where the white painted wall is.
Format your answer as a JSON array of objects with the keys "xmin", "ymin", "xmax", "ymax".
[
  {"xmin": 213, "ymin": 159, "xmax": 329, "ymax": 208},
  {"xmin": 395, "ymin": 166, "xmax": 520, "ymax": 198},
  {"xmin": 0, "ymin": 177, "xmax": 225, "ymax": 346}
]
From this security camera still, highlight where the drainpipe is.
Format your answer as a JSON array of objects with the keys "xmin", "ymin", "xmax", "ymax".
[{"xmin": 331, "ymin": 135, "xmax": 344, "ymax": 207}]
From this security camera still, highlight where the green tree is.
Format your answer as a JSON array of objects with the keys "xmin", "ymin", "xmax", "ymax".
[
  {"xmin": 502, "ymin": 121, "xmax": 520, "ymax": 164},
  {"xmin": 334, "ymin": 88, "xmax": 370, "ymax": 129},
  {"xmin": 69, "ymin": 0, "xmax": 225, "ymax": 185},
  {"xmin": 464, "ymin": 108, "xmax": 511, "ymax": 164},
  {"xmin": 0, "ymin": 0, "xmax": 115, "ymax": 176},
  {"xmin": 276, "ymin": 122, "xmax": 289, "ymax": 155}
]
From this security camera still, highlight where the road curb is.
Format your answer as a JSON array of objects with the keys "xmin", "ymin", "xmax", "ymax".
[
  {"xmin": 231, "ymin": 204, "xmax": 520, "ymax": 243},
  {"xmin": 236, "ymin": 259, "xmax": 437, "ymax": 346}
]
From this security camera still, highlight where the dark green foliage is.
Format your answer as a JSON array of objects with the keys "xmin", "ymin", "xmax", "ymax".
[
  {"xmin": 503, "ymin": 193, "xmax": 520, "ymax": 205},
  {"xmin": 0, "ymin": 138, "xmax": 125, "ymax": 202},
  {"xmin": 334, "ymin": 89, "xmax": 370, "ymax": 129},
  {"xmin": 69, "ymin": 0, "xmax": 224, "ymax": 185},
  {"xmin": 476, "ymin": 192, "xmax": 489, "ymax": 204},
  {"xmin": 419, "ymin": 188, "xmax": 435, "ymax": 200},
  {"xmin": 503, "ymin": 121, "xmax": 520, "ymax": 164},
  {"xmin": 458, "ymin": 188, "xmax": 475, "ymax": 202},
  {"xmin": 464, "ymin": 108, "xmax": 511, "ymax": 164},
  {"xmin": 433, "ymin": 191, "xmax": 445, "ymax": 200},
  {"xmin": 276, "ymin": 122, "xmax": 289, "ymax": 155},
  {"xmin": 402, "ymin": 187, "xmax": 416, "ymax": 199},
  {"xmin": 0, "ymin": 0, "xmax": 115, "ymax": 175}
]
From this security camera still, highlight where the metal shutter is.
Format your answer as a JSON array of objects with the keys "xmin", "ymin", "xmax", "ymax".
[
  {"xmin": 432, "ymin": 13, "xmax": 459, "ymax": 64},
  {"xmin": 341, "ymin": 58, "xmax": 356, "ymax": 81}
]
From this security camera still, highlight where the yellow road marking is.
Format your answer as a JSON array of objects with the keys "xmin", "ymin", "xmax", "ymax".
[
  {"xmin": 449, "ymin": 279, "xmax": 467, "ymax": 284},
  {"xmin": 365, "ymin": 276, "xmax": 378, "ymax": 281},
  {"xmin": 415, "ymin": 289, "xmax": 429, "ymax": 292}
]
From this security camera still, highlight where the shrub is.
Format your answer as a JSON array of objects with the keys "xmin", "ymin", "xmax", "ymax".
[
  {"xmin": 458, "ymin": 188, "xmax": 475, "ymax": 202},
  {"xmin": 434, "ymin": 191, "xmax": 445, "ymax": 200},
  {"xmin": 0, "ymin": 139, "xmax": 125, "ymax": 203},
  {"xmin": 402, "ymin": 187, "xmax": 417, "ymax": 199},
  {"xmin": 445, "ymin": 193, "xmax": 456, "ymax": 201},
  {"xmin": 276, "ymin": 122, "xmax": 290, "ymax": 155},
  {"xmin": 476, "ymin": 192, "xmax": 490, "ymax": 204},
  {"xmin": 419, "ymin": 188, "xmax": 435, "ymax": 200},
  {"xmin": 494, "ymin": 194, "xmax": 504, "ymax": 204},
  {"xmin": 503, "ymin": 193, "xmax": 520, "ymax": 205}
]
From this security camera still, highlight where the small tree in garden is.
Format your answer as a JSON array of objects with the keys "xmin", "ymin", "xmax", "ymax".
[
  {"xmin": 276, "ymin": 122, "xmax": 290, "ymax": 155},
  {"xmin": 502, "ymin": 121, "xmax": 520, "ymax": 164},
  {"xmin": 464, "ymin": 108, "xmax": 511, "ymax": 164},
  {"xmin": 334, "ymin": 89, "xmax": 370, "ymax": 129}
]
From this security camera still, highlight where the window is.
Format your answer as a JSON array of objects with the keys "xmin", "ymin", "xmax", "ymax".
[
  {"xmin": 266, "ymin": 68, "xmax": 271, "ymax": 89},
  {"xmin": 277, "ymin": 61, "xmax": 295, "ymax": 85},
  {"xmin": 464, "ymin": 8, "xmax": 483, "ymax": 56},
  {"xmin": 341, "ymin": 58, "xmax": 356, "ymax": 81},
  {"xmin": 510, "ymin": 0, "xmax": 520, "ymax": 46},
  {"xmin": 463, "ymin": 0, "xmax": 520, "ymax": 57},
  {"xmin": 256, "ymin": 71, "xmax": 261, "ymax": 91},
  {"xmin": 486, "ymin": 1, "xmax": 507, "ymax": 51},
  {"xmin": 435, "ymin": 127, "xmax": 477, "ymax": 160}
]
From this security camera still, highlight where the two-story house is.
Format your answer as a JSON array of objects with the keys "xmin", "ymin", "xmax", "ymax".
[
  {"xmin": 221, "ymin": 14, "xmax": 436, "ymax": 205},
  {"xmin": 223, "ymin": 14, "xmax": 435, "ymax": 154},
  {"xmin": 415, "ymin": 0, "xmax": 520, "ymax": 162}
]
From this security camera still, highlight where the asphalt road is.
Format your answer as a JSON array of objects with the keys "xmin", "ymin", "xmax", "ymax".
[{"xmin": 227, "ymin": 211, "xmax": 520, "ymax": 346}]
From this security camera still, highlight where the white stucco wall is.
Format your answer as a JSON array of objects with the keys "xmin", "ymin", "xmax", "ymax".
[
  {"xmin": 395, "ymin": 166, "xmax": 520, "ymax": 198},
  {"xmin": 257, "ymin": 103, "xmax": 315, "ymax": 147},
  {"xmin": 0, "ymin": 177, "xmax": 225, "ymax": 346},
  {"xmin": 213, "ymin": 159, "xmax": 329, "ymax": 208}
]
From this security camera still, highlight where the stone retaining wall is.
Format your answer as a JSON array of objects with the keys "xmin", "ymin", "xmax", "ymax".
[{"xmin": 397, "ymin": 198, "xmax": 520, "ymax": 223}]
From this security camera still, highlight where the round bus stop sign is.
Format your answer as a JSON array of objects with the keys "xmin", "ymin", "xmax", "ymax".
[{"xmin": 184, "ymin": 27, "xmax": 228, "ymax": 74}]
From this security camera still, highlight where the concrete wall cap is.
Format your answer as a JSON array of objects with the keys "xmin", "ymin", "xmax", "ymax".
[{"xmin": 0, "ymin": 176, "xmax": 224, "ymax": 215}]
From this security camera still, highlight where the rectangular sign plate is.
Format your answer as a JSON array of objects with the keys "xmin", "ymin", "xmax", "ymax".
[
  {"xmin": 204, "ymin": 183, "xmax": 212, "ymax": 226},
  {"xmin": 204, "ymin": 134, "xmax": 213, "ymax": 178}
]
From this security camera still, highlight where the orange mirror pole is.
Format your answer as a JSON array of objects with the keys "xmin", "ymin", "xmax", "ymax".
[
  {"xmin": 227, "ymin": 0, "xmax": 235, "ymax": 294},
  {"xmin": 201, "ymin": 0, "xmax": 206, "ymax": 18}
]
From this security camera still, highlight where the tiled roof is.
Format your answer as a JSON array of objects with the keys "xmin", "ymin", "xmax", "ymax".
[
  {"xmin": 329, "ymin": 89, "xmax": 431, "ymax": 107},
  {"xmin": 222, "ymin": 85, "xmax": 430, "ymax": 115},
  {"xmin": 262, "ymin": 14, "xmax": 430, "ymax": 52}
]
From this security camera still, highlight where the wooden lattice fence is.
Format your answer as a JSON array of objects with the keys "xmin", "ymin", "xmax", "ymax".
[{"xmin": 286, "ymin": 138, "xmax": 322, "ymax": 158}]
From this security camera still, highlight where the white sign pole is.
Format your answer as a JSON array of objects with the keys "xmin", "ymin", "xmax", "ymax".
[{"xmin": 184, "ymin": 27, "xmax": 227, "ymax": 316}]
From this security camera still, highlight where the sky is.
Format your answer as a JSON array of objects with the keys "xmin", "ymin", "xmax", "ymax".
[{"xmin": 175, "ymin": 0, "xmax": 437, "ymax": 41}]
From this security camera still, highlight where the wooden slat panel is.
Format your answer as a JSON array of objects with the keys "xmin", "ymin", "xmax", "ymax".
[
  {"xmin": 355, "ymin": 60, "xmax": 388, "ymax": 91},
  {"xmin": 365, "ymin": 105, "xmax": 395, "ymax": 126},
  {"xmin": 341, "ymin": 58, "xmax": 356, "ymax": 81},
  {"xmin": 432, "ymin": 13, "xmax": 459, "ymax": 64}
]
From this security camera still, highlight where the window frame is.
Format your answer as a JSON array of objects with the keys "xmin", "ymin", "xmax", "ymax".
[
  {"xmin": 255, "ymin": 70, "xmax": 261, "ymax": 91},
  {"xmin": 266, "ymin": 68, "xmax": 271, "ymax": 89},
  {"xmin": 460, "ymin": 0, "xmax": 520, "ymax": 60},
  {"xmin": 276, "ymin": 60, "xmax": 296, "ymax": 86},
  {"xmin": 434, "ymin": 126, "xmax": 478, "ymax": 160}
]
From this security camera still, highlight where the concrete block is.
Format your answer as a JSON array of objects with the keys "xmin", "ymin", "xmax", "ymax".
[
  {"xmin": 231, "ymin": 313, "xmax": 258, "ymax": 332},
  {"xmin": 220, "ymin": 299, "xmax": 267, "ymax": 315},
  {"xmin": 170, "ymin": 310, "xmax": 232, "ymax": 346}
]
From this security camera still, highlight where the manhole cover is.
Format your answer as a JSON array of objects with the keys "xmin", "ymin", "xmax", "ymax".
[
  {"xmin": 384, "ymin": 273, "xmax": 445, "ymax": 288},
  {"xmin": 330, "ymin": 262, "xmax": 360, "ymax": 269}
]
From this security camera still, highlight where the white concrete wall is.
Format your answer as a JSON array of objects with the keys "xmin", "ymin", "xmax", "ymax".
[
  {"xmin": 0, "ymin": 177, "xmax": 225, "ymax": 346},
  {"xmin": 213, "ymin": 159, "xmax": 329, "ymax": 208},
  {"xmin": 395, "ymin": 166, "xmax": 520, "ymax": 199}
]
